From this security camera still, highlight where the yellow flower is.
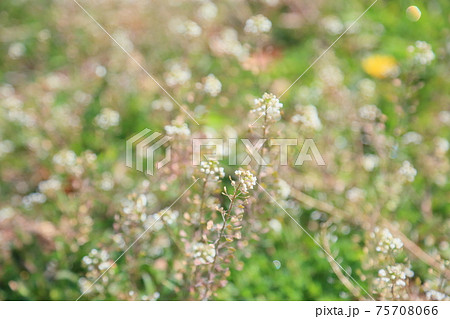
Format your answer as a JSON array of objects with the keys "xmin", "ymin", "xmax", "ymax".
[{"xmin": 362, "ymin": 55, "xmax": 398, "ymax": 79}]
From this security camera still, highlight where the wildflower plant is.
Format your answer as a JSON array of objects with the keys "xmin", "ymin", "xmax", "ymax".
[{"xmin": 0, "ymin": 0, "xmax": 449, "ymax": 303}]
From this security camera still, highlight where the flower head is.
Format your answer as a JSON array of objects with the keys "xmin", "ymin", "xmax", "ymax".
[
  {"xmin": 200, "ymin": 159, "xmax": 225, "ymax": 181},
  {"xmin": 244, "ymin": 14, "xmax": 272, "ymax": 34},
  {"xmin": 407, "ymin": 41, "xmax": 435, "ymax": 65},
  {"xmin": 251, "ymin": 92, "xmax": 283, "ymax": 122},
  {"xmin": 95, "ymin": 108, "xmax": 120, "ymax": 129},
  {"xmin": 191, "ymin": 242, "xmax": 216, "ymax": 265},
  {"xmin": 232, "ymin": 169, "xmax": 257, "ymax": 194},
  {"xmin": 199, "ymin": 74, "xmax": 222, "ymax": 97},
  {"xmin": 398, "ymin": 160, "xmax": 417, "ymax": 182}
]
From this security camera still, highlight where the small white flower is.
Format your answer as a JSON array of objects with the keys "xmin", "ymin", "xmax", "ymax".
[
  {"xmin": 210, "ymin": 28, "xmax": 249, "ymax": 61},
  {"xmin": 346, "ymin": 187, "xmax": 365, "ymax": 202},
  {"xmin": 358, "ymin": 104, "xmax": 381, "ymax": 121},
  {"xmin": 192, "ymin": 242, "xmax": 216, "ymax": 264},
  {"xmin": 232, "ymin": 169, "xmax": 257, "ymax": 194},
  {"xmin": 152, "ymin": 98, "xmax": 174, "ymax": 112},
  {"xmin": 402, "ymin": 132, "xmax": 422, "ymax": 145},
  {"xmin": 362, "ymin": 154, "xmax": 379, "ymax": 172},
  {"xmin": 200, "ymin": 159, "xmax": 225, "ymax": 181},
  {"xmin": 407, "ymin": 41, "xmax": 435, "ymax": 65},
  {"xmin": 197, "ymin": 1, "xmax": 218, "ymax": 21},
  {"xmin": 374, "ymin": 228, "xmax": 404, "ymax": 254},
  {"xmin": 53, "ymin": 150, "xmax": 77, "ymax": 167},
  {"xmin": 164, "ymin": 62, "xmax": 191, "ymax": 87},
  {"xmin": 200, "ymin": 74, "xmax": 222, "ymax": 97},
  {"xmin": 38, "ymin": 178, "xmax": 62, "ymax": 195},
  {"xmin": 244, "ymin": 14, "xmax": 272, "ymax": 34},
  {"xmin": 22, "ymin": 193, "xmax": 47, "ymax": 208},
  {"xmin": 292, "ymin": 105, "xmax": 322, "ymax": 130},
  {"xmin": 398, "ymin": 160, "xmax": 417, "ymax": 182},
  {"xmin": 94, "ymin": 108, "xmax": 120, "ymax": 129},
  {"xmin": 169, "ymin": 19, "xmax": 202, "ymax": 37},
  {"xmin": 164, "ymin": 123, "xmax": 190, "ymax": 136},
  {"xmin": 251, "ymin": 92, "xmax": 283, "ymax": 122},
  {"xmin": 8, "ymin": 42, "xmax": 25, "ymax": 59}
]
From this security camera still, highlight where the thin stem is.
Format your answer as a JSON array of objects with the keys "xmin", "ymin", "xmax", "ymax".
[{"xmin": 202, "ymin": 183, "xmax": 241, "ymax": 299}]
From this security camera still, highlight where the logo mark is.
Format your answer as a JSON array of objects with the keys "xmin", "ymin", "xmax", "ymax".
[{"xmin": 126, "ymin": 129, "xmax": 171, "ymax": 175}]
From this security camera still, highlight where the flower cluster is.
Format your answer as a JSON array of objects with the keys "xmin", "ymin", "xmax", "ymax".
[
  {"xmin": 38, "ymin": 178, "xmax": 62, "ymax": 195},
  {"xmin": 377, "ymin": 264, "xmax": 414, "ymax": 288},
  {"xmin": 155, "ymin": 208, "xmax": 179, "ymax": 225},
  {"xmin": 358, "ymin": 104, "xmax": 381, "ymax": 121},
  {"xmin": 22, "ymin": 192, "xmax": 47, "ymax": 209},
  {"xmin": 200, "ymin": 159, "xmax": 225, "ymax": 181},
  {"xmin": 210, "ymin": 28, "xmax": 249, "ymax": 61},
  {"xmin": 199, "ymin": 74, "xmax": 222, "ymax": 97},
  {"xmin": 362, "ymin": 154, "xmax": 379, "ymax": 172},
  {"xmin": 94, "ymin": 108, "xmax": 120, "ymax": 129},
  {"xmin": 169, "ymin": 19, "xmax": 202, "ymax": 38},
  {"xmin": 152, "ymin": 98, "xmax": 173, "ymax": 112},
  {"xmin": 398, "ymin": 160, "xmax": 417, "ymax": 182},
  {"xmin": 232, "ymin": 169, "xmax": 257, "ymax": 194},
  {"xmin": 407, "ymin": 41, "xmax": 435, "ymax": 65},
  {"xmin": 244, "ymin": 14, "xmax": 272, "ymax": 34},
  {"xmin": 164, "ymin": 62, "xmax": 191, "ymax": 87},
  {"xmin": 292, "ymin": 105, "xmax": 322, "ymax": 130},
  {"xmin": 371, "ymin": 227, "xmax": 404, "ymax": 254},
  {"xmin": 164, "ymin": 123, "xmax": 191, "ymax": 136},
  {"xmin": 79, "ymin": 249, "xmax": 114, "ymax": 295},
  {"xmin": 251, "ymin": 92, "xmax": 283, "ymax": 122},
  {"xmin": 197, "ymin": 0, "xmax": 218, "ymax": 21},
  {"xmin": 191, "ymin": 242, "xmax": 216, "ymax": 265}
]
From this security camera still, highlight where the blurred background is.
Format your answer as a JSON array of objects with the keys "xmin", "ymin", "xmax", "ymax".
[{"xmin": 0, "ymin": 0, "xmax": 449, "ymax": 300}]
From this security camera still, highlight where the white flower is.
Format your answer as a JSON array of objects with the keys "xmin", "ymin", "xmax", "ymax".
[
  {"xmin": 244, "ymin": 14, "xmax": 272, "ymax": 34},
  {"xmin": 358, "ymin": 78, "xmax": 376, "ymax": 99},
  {"xmin": 251, "ymin": 92, "xmax": 283, "ymax": 122},
  {"xmin": 200, "ymin": 159, "xmax": 225, "ymax": 181},
  {"xmin": 8, "ymin": 42, "xmax": 25, "ymax": 59},
  {"xmin": 164, "ymin": 62, "xmax": 191, "ymax": 87},
  {"xmin": 232, "ymin": 169, "xmax": 257, "ymax": 194},
  {"xmin": 402, "ymin": 132, "xmax": 422, "ymax": 145},
  {"xmin": 152, "ymin": 98, "xmax": 174, "ymax": 112},
  {"xmin": 164, "ymin": 123, "xmax": 190, "ymax": 136},
  {"xmin": 38, "ymin": 178, "xmax": 62, "ymax": 195},
  {"xmin": 53, "ymin": 150, "xmax": 77, "ymax": 167},
  {"xmin": 155, "ymin": 208, "xmax": 179, "ymax": 225},
  {"xmin": 346, "ymin": 187, "xmax": 365, "ymax": 202},
  {"xmin": 197, "ymin": 1, "xmax": 218, "ymax": 21},
  {"xmin": 398, "ymin": 160, "xmax": 417, "ymax": 182},
  {"xmin": 192, "ymin": 242, "xmax": 216, "ymax": 264},
  {"xmin": 377, "ymin": 264, "xmax": 414, "ymax": 287},
  {"xmin": 321, "ymin": 16, "xmax": 344, "ymax": 35},
  {"xmin": 435, "ymin": 137, "xmax": 449, "ymax": 154},
  {"xmin": 22, "ymin": 193, "xmax": 47, "ymax": 208},
  {"xmin": 362, "ymin": 154, "xmax": 379, "ymax": 172},
  {"xmin": 358, "ymin": 104, "xmax": 381, "ymax": 121},
  {"xmin": 277, "ymin": 179, "xmax": 291, "ymax": 199},
  {"xmin": 374, "ymin": 228, "xmax": 404, "ymax": 254},
  {"xmin": 292, "ymin": 105, "xmax": 322, "ymax": 130},
  {"xmin": 99, "ymin": 173, "xmax": 114, "ymax": 191},
  {"xmin": 169, "ymin": 19, "xmax": 202, "ymax": 37},
  {"xmin": 210, "ymin": 28, "xmax": 249, "ymax": 61},
  {"xmin": 200, "ymin": 74, "xmax": 222, "ymax": 97},
  {"xmin": 407, "ymin": 41, "xmax": 435, "ymax": 65},
  {"xmin": 95, "ymin": 108, "xmax": 120, "ymax": 129}
]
